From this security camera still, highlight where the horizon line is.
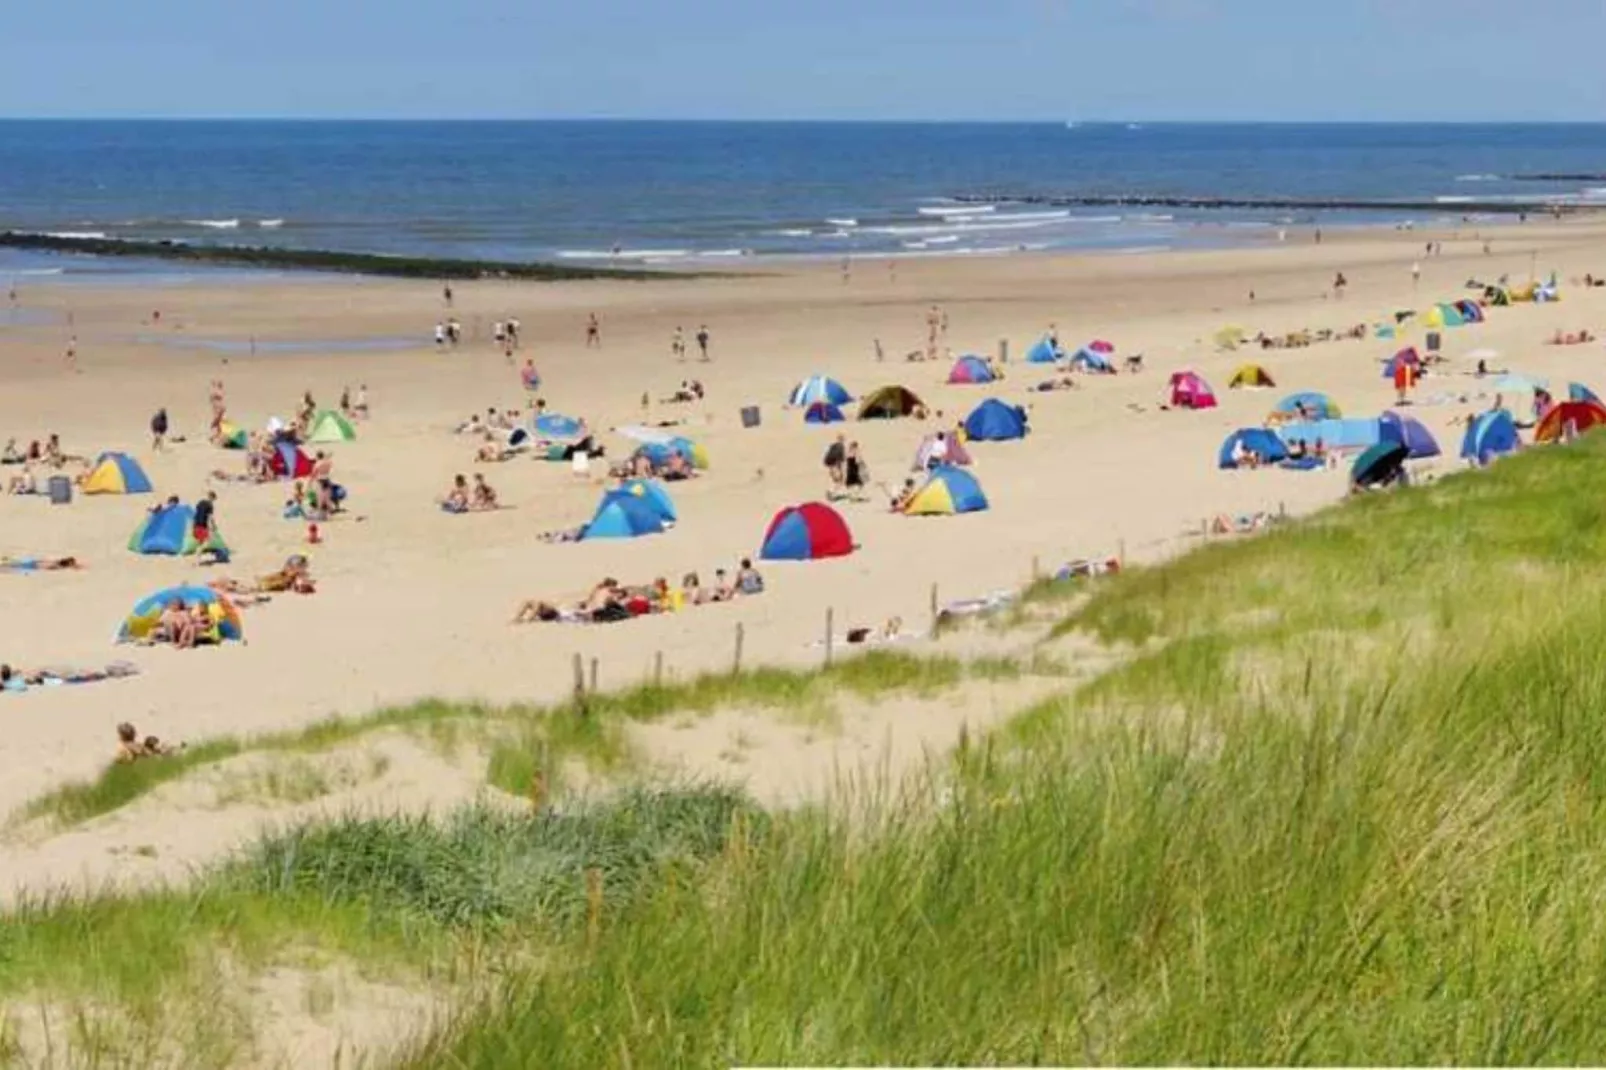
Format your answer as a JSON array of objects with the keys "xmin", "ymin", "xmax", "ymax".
[{"xmin": 1, "ymin": 116, "xmax": 1604, "ymax": 125}]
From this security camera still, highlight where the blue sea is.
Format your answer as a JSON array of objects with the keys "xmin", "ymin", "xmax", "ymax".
[{"xmin": 2, "ymin": 121, "xmax": 1605, "ymax": 279}]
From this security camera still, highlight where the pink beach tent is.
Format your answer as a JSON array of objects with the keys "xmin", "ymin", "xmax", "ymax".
[
  {"xmin": 1168, "ymin": 370, "xmax": 1218, "ymax": 410},
  {"xmin": 1086, "ymin": 339, "xmax": 1115, "ymax": 354}
]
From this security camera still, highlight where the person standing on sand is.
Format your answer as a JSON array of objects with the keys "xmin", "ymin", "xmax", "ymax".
[
  {"xmin": 1332, "ymin": 272, "xmax": 1347, "ymax": 299},
  {"xmin": 63, "ymin": 335, "xmax": 77, "ymax": 373},
  {"xmin": 150, "ymin": 407, "xmax": 169, "ymax": 452},
  {"xmin": 1411, "ymin": 261, "xmax": 1421, "ymax": 288},
  {"xmin": 434, "ymin": 322, "xmax": 446, "ymax": 348},
  {"xmin": 672, "ymin": 326, "xmax": 686, "ymax": 362},
  {"xmin": 874, "ymin": 338, "xmax": 884, "ymax": 362},
  {"xmin": 443, "ymin": 283, "xmax": 453, "ymax": 308},
  {"xmin": 696, "ymin": 325, "xmax": 710, "ymax": 362},
  {"xmin": 586, "ymin": 314, "xmax": 600, "ymax": 348}
]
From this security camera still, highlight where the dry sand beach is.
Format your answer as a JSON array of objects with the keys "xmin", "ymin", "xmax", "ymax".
[{"xmin": 3, "ymin": 217, "xmax": 1606, "ymax": 903}]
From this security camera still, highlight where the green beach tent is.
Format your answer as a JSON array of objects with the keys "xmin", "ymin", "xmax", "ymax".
[{"xmin": 306, "ymin": 410, "xmax": 356, "ymax": 443}]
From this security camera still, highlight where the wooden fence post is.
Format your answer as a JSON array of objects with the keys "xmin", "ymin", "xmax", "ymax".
[
  {"xmin": 733, "ymin": 623, "xmax": 745, "ymax": 675},
  {"xmin": 589, "ymin": 656, "xmax": 599, "ymax": 695},
  {"xmin": 572, "ymin": 652, "xmax": 586, "ymax": 714},
  {"xmin": 653, "ymin": 650, "xmax": 664, "ymax": 688},
  {"xmin": 825, "ymin": 608, "xmax": 835, "ymax": 667}
]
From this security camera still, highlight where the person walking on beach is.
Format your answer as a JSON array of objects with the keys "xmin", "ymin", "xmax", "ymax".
[
  {"xmin": 507, "ymin": 318, "xmax": 521, "ymax": 348},
  {"xmin": 672, "ymin": 326, "xmax": 686, "ymax": 363},
  {"xmin": 150, "ymin": 407, "xmax": 169, "ymax": 452},
  {"xmin": 63, "ymin": 335, "xmax": 77, "ymax": 373},
  {"xmin": 443, "ymin": 283, "xmax": 454, "ymax": 308},
  {"xmin": 1411, "ymin": 261, "xmax": 1421, "ymax": 288},
  {"xmin": 434, "ymin": 322, "xmax": 446, "ymax": 348},
  {"xmin": 586, "ymin": 314, "xmax": 600, "ymax": 348},
  {"xmin": 1332, "ymin": 272, "xmax": 1347, "ymax": 299},
  {"xmin": 696, "ymin": 325, "xmax": 710, "ymax": 362}
]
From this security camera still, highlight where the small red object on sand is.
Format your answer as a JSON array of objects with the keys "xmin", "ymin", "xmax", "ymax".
[{"xmin": 307, "ymin": 522, "xmax": 321, "ymax": 544}]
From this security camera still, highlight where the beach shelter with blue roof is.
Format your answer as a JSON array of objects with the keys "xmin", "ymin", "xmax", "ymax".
[
  {"xmin": 581, "ymin": 491, "xmax": 666, "ymax": 540},
  {"xmin": 963, "ymin": 399, "xmax": 1028, "ymax": 442},
  {"xmin": 1025, "ymin": 336, "xmax": 1063, "ymax": 364},
  {"xmin": 1271, "ymin": 391, "xmax": 1341, "ymax": 422},
  {"xmin": 118, "ymin": 585, "xmax": 243, "ymax": 644},
  {"xmin": 1460, "ymin": 409, "xmax": 1520, "ymax": 466},
  {"xmin": 788, "ymin": 376, "xmax": 852, "ymax": 408},
  {"xmin": 901, "ymin": 466, "xmax": 989, "ymax": 516},
  {"xmin": 759, "ymin": 502, "xmax": 854, "ymax": 561},
  {"xmin": 127, "ymin": 501, "xmax": 230, "ymax": 558},
  {"xmin": 1218, "ymin": 428, "xmax": 1289, "ymax": 469},
  {"xmin": 615, "ymin": 478, "xmax": 677, "ymax": 523},
  {"xmin": 1070, "ymin": 346, "xmax": 1114, "ymax": 373},
  {"xmin": 534, "ymin": 413, "xmax": 584, "ymax": 439},
  {"xmin": 82, "ymin": 452, "xmax": 153, "ymax": 495},
  {"xmin": 637, "ymin": 436, "xmax": 709, "ymax": 470},
  {"xmin": 948, "ymin": 355, "xmax": 997, "ymax": 385},
  {"xmin": 1378, "ymin": 411, "xmax": 1441, "ymax": 459},
  {"xmin": 1568, "ymin": 382, "xmax": 1602, "ymax": 405},
  {"xmin": 803, "ymin": 401, "xmax": 846, "ymax": 424}
]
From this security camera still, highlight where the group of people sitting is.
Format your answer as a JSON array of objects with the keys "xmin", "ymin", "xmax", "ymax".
[
  {"xmin": 440, "ymin": 473, "xmax": 500, "ymax": 513},
  {"xmin": 1545, "ymin": 329, "xmax": 1597, "ymax": 346},
  {"xmin": 115, "ymin": 722, "xmax": 181, "ymax": 762},
  {"xmin": 660, "ymin": 380, "xmax": 706, "ymax": 404},
  {"xmin": 513, "ymin": 560, "xmax": 765, "ymax": 624},
  {"xmin": 141, "ymin": 597, "xmax": 227, "ymax": 649},
  {"xmin": 3, "ymin": 435, "xmax": 88, "ymax": 494},
  {"xmin": 455, "ymin": 407, "xmax": 529, "ymax": 436},
  {"xmin": 616, "ymin": 448, "xmax": 696, "ymax": 482}
]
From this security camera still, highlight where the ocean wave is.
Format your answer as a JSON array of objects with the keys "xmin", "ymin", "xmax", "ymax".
[
  {"xmin": 555, "ymin": 248, "xmax": 691, "ymax": 260},
  {"xmin": 258, "ymin": 219, "xmax": 285, "ymax": 228},
  {"xmin": 824, "ymin": 218, "xmax": 858, "ymax": 227},
  {"xmin": 917, "ymin": 205, "xmax": 995, "ymax": 217},
  {"xmin": 42, "ymin": 231, "xmax": 107, "ymax": 240},
  {"xmin": 1455, "ymin": 174, "xmax": 1501, "ymax": 182},
  {"xmin": 1129, "ymin": 213, "xmax": 1175, "ymax": 223},
  {"xmin": 1433, "ymin": 196, "xmax": 1475, "ymax": 204},
  {"xmin": 862, "ymin": 212, "xmax": 1084, "ymax": 237},
  {"xmin": 13, "ymin": 268, "xmax": 65, "ymax": 276},
  {"xmin": 768, "ymin": 228, "xmax": 813, "ymax": 237},
  {"xmin": 186, "ymin": 219, "xmax": 241, "ymax": 229}
]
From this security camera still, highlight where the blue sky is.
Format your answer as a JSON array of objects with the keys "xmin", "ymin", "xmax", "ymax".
[{"xmin": 4, "ymin": 0, "xmax": 1604, "ymax": 120}]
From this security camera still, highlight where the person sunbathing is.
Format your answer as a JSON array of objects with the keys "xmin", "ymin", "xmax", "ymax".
[
  {"xmin": 472, "ymin": 474, "xmax": 499, "ymax": 510},
  {"xmin": 476, "ymin": 443, "xmax": 515, "ymax": 463},
  {"xmin": 512, "ymin": 599, "xmax": 563, "ymax": 623},
  {"xmin": 890, "ymin": 477, "xmax": 918, "ymax": 512},
  {"xmin": 115, "ymin": 722, "xmax": 147, "ymax": 763},
  {"xmin": 6, "ymin": 465, "xmax": 37, "ymax": 495},
  {"xmin": 662, "ymin": 452, "xmax": 693, "ymax": 481},
  {"xmin": 1030, "ymin": 376, "xmax": 1077, "ymax": 393},
  {"xmin": 709, "ymin": 568, "xmax": 736, "ymax": 603},
  {"xmin": 680, "ymin": 572, "xmax": 706, "ymax": 607},
  {"xmin": 2, "ymin": 555, "xmax": 81, "ymax": 571}
]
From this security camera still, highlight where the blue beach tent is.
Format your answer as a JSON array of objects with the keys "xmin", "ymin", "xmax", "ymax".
[
  {"xmin": 1218, "ymin": 428, "xmax": 1289, "ymax": 469},
  {"xmin": 534, "ymin": 413, "xmax": 584, "ymax": 439},
  {"xmin": 615, "ymin": 478, "xmax": 678, "ymax": 523},
  {"xmin": 581, "ymin": 491, "xmax": 666, "ymax": 540},
  {"xmin": 1460, "ymin": 409, "xmax": 1520, "ymax": 467},
  {"xmin": 1026, "ymin": 337, "xmax": 1062, "ymax": 364},
  {"xmin": 1568, "ymin": 382, "xmax": 1602, "ymax": 405},
  {"xmin": 962, "ymin": 399, "xmax": 1029, "ymax": 442},
  {"xmin": 1377, "ymin": 411, "xmax": 1441, "ymax": 459},
  {"xmin": 788, "ymin": 376, "xmax": 852, "ymax": 408},
  {"xmin": 1277, "ymin": 418, "xmax": 1379, "ymax": 452},
  {"xmin": 1070, "ymin": 346, "xmax": 1114, "ymax": 373},
  {"xmin": 803, "ymin": 401, "xmax": 846, "ymax": 424}
]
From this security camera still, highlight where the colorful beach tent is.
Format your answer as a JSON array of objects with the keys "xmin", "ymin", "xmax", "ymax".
[
  {"xmin": 803, "ymin": 401, "xmax": 846, "ymax": 424},
  {"xmin": 581, "ymin": 490, "xmax": 666, "ymax": 540},
  {"xmin": 1351, "ymin": 441, "xmax": 1410, "ymax": 489},
  {"xmin": 636, "ymin": 436, "xmax": 710, "ymax": 470},
  {"xmin": 1381, "ymin": 348, "xmax": 1422, "ymax": 379},
  {"xmin": 1568, "ymin": 382, "xmax": 1602, "ymax": 405},
  {"xmin": 1377, "ymin": 411, "xmax": 1441, "ymax": 459},
  {"xmin": 1218, "ymin": 428, "xmax": 1289, "ymax": 469},
  {"xmin": 217, "ymin": 422, "xmax": 248, "ymax": 450},
  {"xmin": 948, "ymin": 355, "xmax": 997, "ymax": 385},
  {"xmin": 962, "ymin": 399, "xmax": 1028, "ymax": 442},
  {"xmin": 902, "ymin": 465, "xmax": 989, "ymax": 516},
  {"xmin": 82, "ymin": 452, "xmax": 152, "ymax": 495},
  {"xmin": 1086, "ymin": 340, "xmax": 1114, "ymax": 354},
  {"xmin": 534, "ymin": 413, "xmax": 584, "ymax": 439},
  {"xmin": 788, "ymin": 376, "xmax": 852, "ymax": 408},
  {"xmin": 1534, "ymin": 400, "xmax": 1606, "ymax": 444},
  {"xmin": 858, "ymin": 385, "xmax": 925, "ymax": 420},
  {"xmin": 615, "ymin": 478, "xmax": 678, "ymax": 523},
  {"xmin": 270, "ymin": 441, "xmax": 314, "ymax": 480},
  {"xmin": 759, "ymin": 502, "xmax": 854, "ymax": 561},
  {"xmin": 1070, "ymin": 346, "xmax": 1114, "ymax": 373},
  {"xmin": 1455, "ymin": 300, "xmax": 1485, "ymax": 322},
  {"xmin": 1025, "ymin": 337, "xmax": 1063, "ymax": 364},
  {"xmin": 1214, "ymin": 325, "xmax": 1248, "ymax": 350},
  {"xmin": 306, "ymin": 410, "xmax": 356, "ymax": 444},
  {"xmin": 1271, "ymin": 391, "xmax": 1341, "ymax": 422},
  {"xmin": 1228, "ymin": 364, "xmax": 1276, "ymax": 389},
  {"xmin": 1167, "ymin": 371, "xmax": 1217, "ymax": 410},
  {"xmin": 1460, "ymin": 409, "xmax": 1520, "ymax": 466},
  {"xmin": 127, "ymin": 502, "xmax": 229, "ymax": 557},
  {"xmin": 1277, "ymin": 419, "xmax": 1381, "ymax": 452},
  {"xmin": 118, "ymin": 585, "xmax": 243, "ymax": 644}
]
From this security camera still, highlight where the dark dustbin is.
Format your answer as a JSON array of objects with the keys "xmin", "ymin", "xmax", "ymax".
[
  {"xmin": 740, "ymin": 405, "xmax": 761, "ymax": 429},
  {"xmin": 48, "ymin": 475, "xmax": 72, "ymax": 505}
]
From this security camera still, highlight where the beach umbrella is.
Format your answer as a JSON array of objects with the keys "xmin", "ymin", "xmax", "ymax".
[
  {"xmin": 1351, "ymin": 441, "xmax": 1410, "ymax": 489},
  {"xmin": 534, "ymin": 413, "xmax": 584, "ymax": 439}
]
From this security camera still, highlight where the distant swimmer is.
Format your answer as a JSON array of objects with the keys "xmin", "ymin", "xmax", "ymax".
[{"xmin": 586, "ymin": 314, "xmax": 600, "ymax": 348}]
